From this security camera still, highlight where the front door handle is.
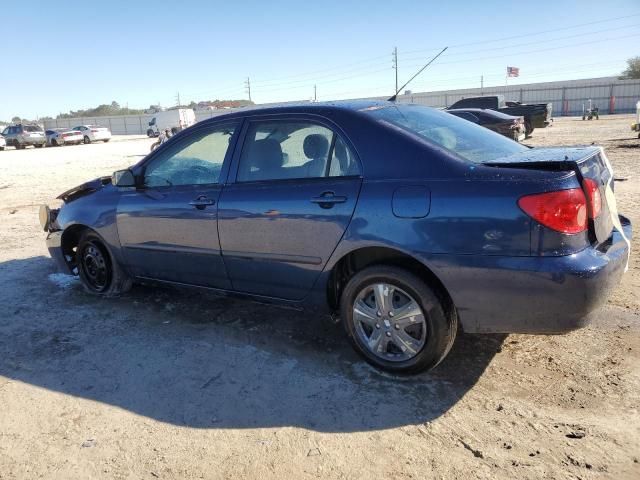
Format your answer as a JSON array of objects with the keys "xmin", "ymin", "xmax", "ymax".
[
  {"xmin": 189, "ymin": 196, "xmax": 215, "ymax": 210},
  {"xmin": 311, "ymin": 191, "xmax": 347, "ymax": 208}
]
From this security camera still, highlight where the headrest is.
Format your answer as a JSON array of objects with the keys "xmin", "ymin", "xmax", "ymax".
[
  {"xmin": 250, "ymin": 138, "xmax": 283, "ymax": 170},
  {"xmin": 303, "ymin": 134, "xmax": 329, "ymax": 160}
]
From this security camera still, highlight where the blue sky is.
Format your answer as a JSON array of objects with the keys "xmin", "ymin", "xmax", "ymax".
[{"xmin": 2, "ymin": 0, "xmax": 639, "ymax": 120}]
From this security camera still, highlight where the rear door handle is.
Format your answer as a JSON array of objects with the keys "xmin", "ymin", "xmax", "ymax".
[
  {"xmin": 311, "ymin": 191, "xmax": 347, "ymax": 208},
  {"xmin": 189, "ymin": 196, "xmax": 215, "ymax": 210}
]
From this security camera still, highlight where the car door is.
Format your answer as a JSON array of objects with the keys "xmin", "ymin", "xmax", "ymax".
[
  {"xmin": 218, "ymin": 116, "xmax": 362, "ymax": 300},
  {"xmin": 116, "ymin": 121, "xmax": 240, "ymax": 288}
]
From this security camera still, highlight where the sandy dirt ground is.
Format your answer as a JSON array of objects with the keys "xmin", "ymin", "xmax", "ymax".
[{"xmin": 0, "ymin": 118, "xmax": 638, "ymax": 479}]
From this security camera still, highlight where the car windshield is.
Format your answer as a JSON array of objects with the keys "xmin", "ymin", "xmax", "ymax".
[
  {"xmin": 361, "ymin": 104, "xmax": 527, "ymax": 163},
  {"xmin": 24, "ymin": 125, "xmax": 43, "ymax": 132}
]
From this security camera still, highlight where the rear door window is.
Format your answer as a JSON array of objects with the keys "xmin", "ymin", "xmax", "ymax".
[{"xmin": 236, "ymin": 120, "xmax": 360, "ymax": 182}]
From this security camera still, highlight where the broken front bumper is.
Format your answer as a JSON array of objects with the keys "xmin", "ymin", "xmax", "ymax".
[{"xmin": 46, "ymin": 230, "xmax": 71, "ymax": 273}]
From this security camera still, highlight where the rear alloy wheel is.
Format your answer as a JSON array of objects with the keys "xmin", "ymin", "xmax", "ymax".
[
  {"xmin": 83, "ymin": 136, "xmax": 91, "ymax": 144},
  {"xmin": 76, "ymin": 231, "xmax": 132, "ymax": 296},
  {"xmin": 341, "ymin": 265, "xmax": 457, "ymax": 374}
]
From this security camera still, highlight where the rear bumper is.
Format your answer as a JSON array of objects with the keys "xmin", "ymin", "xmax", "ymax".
[
  {"xmin": 61, "ymin": 135, "xmax": 83, "ymax": 144},
  {"xmin": 91, "ymin": 132, "xmax": 111, "ymax": 141},
  {"xmin": 18, "ymin": 136, "xmax": 46, "ymax": 145},
  {"xmin": 428, "ymin": 215, "xmax": 632, "ymax": 334}
]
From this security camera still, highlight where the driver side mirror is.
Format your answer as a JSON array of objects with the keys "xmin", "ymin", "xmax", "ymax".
[{"xmin": 112, "ymin": 169, "xmax": 136, "ymax": 187}]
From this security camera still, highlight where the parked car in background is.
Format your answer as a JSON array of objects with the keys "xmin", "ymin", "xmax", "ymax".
[
  {"xmin": 447, "ymin": 95, "xmax": 552, "ymax": 136},
  {"xmin": 146, "ymin": 109, "xmax": 197, "ymax": 137},
  {"xmin": 1, "ymin": 124, "xmax": 46, "ymax": 149},
  {"xmin": 448, "ymin": 108, "xmax": 525, "ymax": 141},
  {"xmin": 72, "ymin": 125, "xmax": 112, "ymax": 144},
  {"xmin": 0, "ymin": 134, "xmax": 6, "ymax": 151},
  {"xmin": 45, "ymin": 128, "xmax": 83, "ymax": 146},
  {"xmin": 40, "ymin": 101, "xmax": 631, "ymax": 374}
]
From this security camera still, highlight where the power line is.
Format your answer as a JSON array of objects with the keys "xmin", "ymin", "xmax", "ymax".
[
  {"xmin": 400, "ymin": 23, "xmax": 639, "ymax": 63},
  {"xmin": 250, "ymin": 27, "xmax": 637, "ymax": 95},
  {"xmin": 398, "ymin": 33, "xmax": 640, "ymax": 70},
  {"xmin": 316, "ymin": 60, "xmax": 627, "ymax": 101},
  {"xmin": 403, "ymin": 12, "xmax": 640, "ymax": 55},
  {"xmin": 252, "ymin": 32, "xmax": 633, "ymax": 98},
  {"xmin": 172, "ymin": 13, "xmax": 640, "ymax": 106}
]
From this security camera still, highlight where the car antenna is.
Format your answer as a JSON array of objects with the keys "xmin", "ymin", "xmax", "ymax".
[{"xmin": 388, "ymin": 46, "xmax": 448, "ymax": 102}]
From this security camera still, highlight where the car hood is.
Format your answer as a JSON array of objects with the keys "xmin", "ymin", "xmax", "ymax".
[{"xmin": 57, "ymin": 176, "xmax": 112, "ymax": 203}]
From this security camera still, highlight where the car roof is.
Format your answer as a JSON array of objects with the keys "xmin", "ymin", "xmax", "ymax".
[{"xmin": 199, "ymin": 99, "xmax": 395, "ymax": 122}]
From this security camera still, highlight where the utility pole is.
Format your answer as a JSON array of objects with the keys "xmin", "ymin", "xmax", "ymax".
[
  {"xmin": 245, "ymin": 77, "xmax": 252, "ymax": 102},
  {"xmin": 175, "ymin": 92, "xmax": 181, "ymax": 107},
  {"xmin": 313, "ymin": 84, "xmax": 317, "ymax": 102},
  {"xmin": 392, "ymin": 46, "xmax": 398, "ymax": 95}
]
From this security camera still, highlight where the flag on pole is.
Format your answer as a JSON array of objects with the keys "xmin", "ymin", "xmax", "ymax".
[{"xmin": 507, "ymin": 66, "xmax": 520, "ymax": 77}]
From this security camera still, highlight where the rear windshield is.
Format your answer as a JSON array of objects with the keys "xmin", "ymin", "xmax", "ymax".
[
  {"xmin": 362, "ymin": 104, "xmax": 527, "ymax": 163},
  {"xmin": 24, "ymin": 125, "xmax": 43, "ymax": 132}
]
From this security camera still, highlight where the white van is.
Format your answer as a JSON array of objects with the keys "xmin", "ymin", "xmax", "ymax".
[{"xmin": 146, "ymin": 109, "xmax": 196, "ymax": 137}]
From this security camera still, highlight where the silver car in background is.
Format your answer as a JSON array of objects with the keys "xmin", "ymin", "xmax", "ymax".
[
  {"xmin": 45, "ymin": 128, "xmax": 83, "ymax": 146},
  {"xmin": 1, "ymin": 124, "xmax": 46, "ymax": 149}
]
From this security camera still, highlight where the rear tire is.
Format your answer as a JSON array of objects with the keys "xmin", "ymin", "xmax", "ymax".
[
  {"xmin": 83, "ymin": 136, "xmax": 91, "ymax": 144},
  {"xmin": 340, "ymin": 265, "xmax": 457, "ymax": 374},
  {"xmin": 103, "ymin": 139, "xmax": 110, "ymax": 142},
  {"xmin": 35, "ymin": 144, "xmax": 44, "ymax": 148},
  {"xmin": 76, "ymin": 231, "xmax": 132, "ymax": 296}
]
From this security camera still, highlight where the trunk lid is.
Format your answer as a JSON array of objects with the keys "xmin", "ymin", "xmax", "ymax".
[{"xmin": 485, "ymin": 146, "xmax": 614, "ymax": 244}]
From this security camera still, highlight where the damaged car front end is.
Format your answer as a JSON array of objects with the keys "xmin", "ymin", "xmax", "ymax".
[{"xmin": 40, "ymin": 175, "xmax": 116, "ymax": 275}]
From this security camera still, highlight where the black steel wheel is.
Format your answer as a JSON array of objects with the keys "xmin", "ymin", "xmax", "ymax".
[
  {"xmin": 79, "ymin": 240, "xmax": 112, "ymax": 293},
  {"xmin": 75, "ymin": 231, "xmax": 132, "ymax": 296}
]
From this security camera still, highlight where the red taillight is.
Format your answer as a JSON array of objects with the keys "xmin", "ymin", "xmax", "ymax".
[
  {"xmin": 518, "ymin": 188, "xmax": 587, "ymax": 234},
  {"xmin": 91, "ymin": 129, "xmax": 99, "ymax": 133},
  {"xmin": 582, "ymin": 178, "xmax": 602, "ymax": 219}
]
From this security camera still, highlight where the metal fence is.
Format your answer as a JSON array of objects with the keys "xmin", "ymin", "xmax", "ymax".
[
  {"xmin": 384, "ymin": 76, "xmax": 640, "ymax": 116},
  {"xmin": 43, "ymin": 76, "xmax": 640, "ymax": 134}
]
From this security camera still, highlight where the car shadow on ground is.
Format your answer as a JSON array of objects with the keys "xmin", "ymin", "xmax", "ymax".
[{"xmin": 0, "ymin": 256, "xmax": 505, "ymax": 432}]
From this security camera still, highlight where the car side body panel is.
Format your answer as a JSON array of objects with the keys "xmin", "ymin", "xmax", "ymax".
[{"xmin": 43, "ymin": 101, "xmax": 631, "ymax": 336}]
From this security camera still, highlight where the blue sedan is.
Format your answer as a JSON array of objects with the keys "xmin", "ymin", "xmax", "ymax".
[{"xmin": 40, "ymin": 101, "xmax": 632, "ymax": 373}]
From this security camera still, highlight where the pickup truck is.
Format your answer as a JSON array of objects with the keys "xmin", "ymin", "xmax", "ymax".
[{"xmin": 447, "ymin": 95, "xmax": 552, "ymax": 136}]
